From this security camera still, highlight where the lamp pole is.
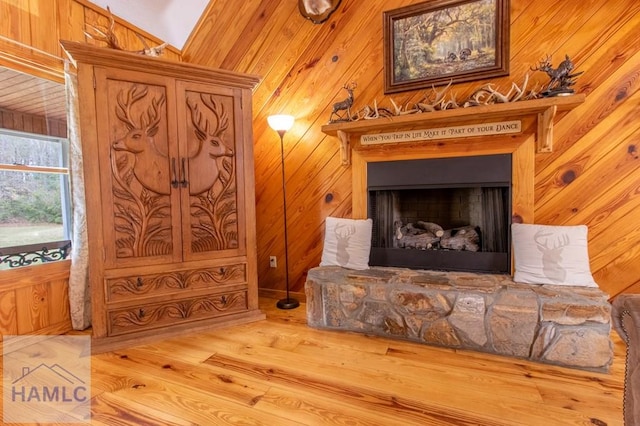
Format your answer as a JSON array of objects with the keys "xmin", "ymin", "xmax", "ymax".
[{"xmin": 267, "ymin": 115, "xmax": 300, "ymax": 310}]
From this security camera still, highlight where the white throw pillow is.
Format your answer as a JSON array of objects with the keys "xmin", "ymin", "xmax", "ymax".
[
  {"xmin": 320, "ymin": 217, "xmax": 372, "ymax": 270},
  {"xmin": 511, "ymin": 223, "xmax": 597, "ymax": 287}
]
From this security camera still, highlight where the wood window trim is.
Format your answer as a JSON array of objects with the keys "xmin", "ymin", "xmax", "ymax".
[{"xmin": 0, "ymin": 163, "xmax": 68, "ymax": 174}]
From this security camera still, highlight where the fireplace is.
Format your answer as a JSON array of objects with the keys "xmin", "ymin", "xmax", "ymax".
[{"xmin": 367, "ymin": 154, "xmax": 512, "ymax": 273}]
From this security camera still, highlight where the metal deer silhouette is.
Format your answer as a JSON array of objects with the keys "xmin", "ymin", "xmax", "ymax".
[
  {"xmin": 534, "ymin": 230, "xmax": 570, "ymax": 282},
  {"xmin": 335, "ymin": 223, "xmax": 356, "ymax": 266},
  {"xmin": 186, "ymin": 95, "xmax": 234, "ymax": 195},
  {"xmin": 112, "ymin": 85, "xmax": 169, "ymax": 195},
  {"xmin": 330, "ymin": 82, "xmax": 357, "ymax": 122}
]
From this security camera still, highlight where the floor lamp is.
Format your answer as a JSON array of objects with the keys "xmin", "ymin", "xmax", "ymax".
[{"xmin": 267, "ymin": 114, "xmax": 300, "ymax": 310}]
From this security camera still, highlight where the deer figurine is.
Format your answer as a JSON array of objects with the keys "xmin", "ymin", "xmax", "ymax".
[
  {"xmin": 534, "ymin": 230, "xmax": 570, "ymax": 282},
  {"xmin": 531, "ymin": 54, "xmax": 582, "ymax": 95},
  {"xmin": 112, "ymin": 85, "xmax": 169, "ymax": 195},
  {"xmin": 330, "ymin": 82, "xmax": 357, "ymax": 122},
  {"xmin": 186, "ymin": 95, "xmax": 234, "ymax": 195},
  {"xmin": 334, "ymin": 223, "xmax": 356, "ymax": 266}
]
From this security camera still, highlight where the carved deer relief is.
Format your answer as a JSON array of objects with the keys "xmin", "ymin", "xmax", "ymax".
[
  {"xmin": 186, "ymin": 93, "xmax": 238, "ymax": 253},
  {"xmin": 186, "ymin": 94, "xmax": 234, "ymax": 195},
  {"xmin": 335, "ymin": 223, "xmax": 356, "ymax": 266},
  {"xmin": 110, "ymin": 84, "xmax": 172, "ymax": 258},
  {"xmin": 113, "ymin": 85, "xmax": 170, "ymax": 195},
  {"xmin": 534, "ymin": 230, "xmax": 570, "ymax": 282}
]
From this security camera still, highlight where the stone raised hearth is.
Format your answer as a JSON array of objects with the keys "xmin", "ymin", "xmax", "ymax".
[{"xmin": 305, "ymin": 266, "xmax": 613, "ymax": 371}]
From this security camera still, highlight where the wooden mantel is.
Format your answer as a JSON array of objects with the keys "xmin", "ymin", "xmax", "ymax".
[{"xmin": 321, "ymin": 94, "xmax": 585, "ymax": 166}]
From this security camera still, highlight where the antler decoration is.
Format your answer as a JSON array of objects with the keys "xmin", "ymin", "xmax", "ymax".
[
  {"xmin": 331, "ymin": 75, "xmax": 536, "ymax": 123},
  {"xmin": 84, "ymin": 6, "xmax": 168, "ymax": 57},
  {"xmin": 84, "ymin": 6, "xmax": 123, "ymax": 50},
  {"xmin": 329, "ymin": 54, "xmax": 579, "ymax": 124}
]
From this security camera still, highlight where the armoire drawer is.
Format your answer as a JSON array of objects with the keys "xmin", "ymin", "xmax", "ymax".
[
  {"xmin": 105, "ymin": 263, "xmax": 247, "ymax": 302},
  {"xmin": 107, "ymin": 289, "xmax": 248, "ymax": 336}
]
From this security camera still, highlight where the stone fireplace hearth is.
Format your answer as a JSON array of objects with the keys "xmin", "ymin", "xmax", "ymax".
[{"xmin": 305, "ymin": 266, "xmax": 613, "ymax": 371}]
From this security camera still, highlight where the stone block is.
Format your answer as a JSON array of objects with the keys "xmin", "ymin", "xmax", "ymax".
[
  {"xmin": 350, "ymin": 301, "xmax": 408, "ymax": 339},
  {"xmin": 304, "ymin": 277, "xmax": 324, "ymax": 327},
  {"xmin": 389, "ymin": 289, "xmax": 451, "ymax": 320},
  {"xmin": 423, "ymin": 319, "xmax": 461, "ymax": 348},
  {"xmin": 449, "ymin": 294, "xmax": 487, "ymax": 347},
  {"xmin": 338, "ymin": 284, "xmax": 367, "ymax": 312},
  {"xmin": 489, "ymin": 289, "xmax": 539, "ymax": 357},
  {"xmin": 541, "ymin": 301, "xmax": 611, "ymax": 325},
  {"xmin": 542, "ymin": 326, "xmax": 613, "ymax": 370}
]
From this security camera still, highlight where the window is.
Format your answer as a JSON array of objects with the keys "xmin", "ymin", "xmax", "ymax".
[{"xmin": 0, "ymin": 129, "xmax": 72, "ymax": 269}]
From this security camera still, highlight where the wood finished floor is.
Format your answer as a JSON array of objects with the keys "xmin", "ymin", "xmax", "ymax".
[{"xmin": 84, "ymin": 297, "xmax": 625, "ymax": 425}]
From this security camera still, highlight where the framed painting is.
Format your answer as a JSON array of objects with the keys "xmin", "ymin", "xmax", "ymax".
[{"xmin": 383, "ymin": 0, "xmax": 510, "ymax": 94}]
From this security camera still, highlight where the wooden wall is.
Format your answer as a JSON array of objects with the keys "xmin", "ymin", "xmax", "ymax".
[
  {"xmin": 0, "ymin": 0, "xmax": 181, "ymax": 335},
  {"xmin": 0, "ymin": 0, "xmax": 180, "ymax": 77},
  {"xmin": 183, "ymin": 0, "xmax": 640, "ymax": 300},
  {"xmin": 0, "ymin": 260, "xmax": 72, "ymax": 335}
]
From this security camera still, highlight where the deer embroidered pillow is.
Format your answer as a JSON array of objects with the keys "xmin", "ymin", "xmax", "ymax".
[
  {"xmin": 320, "ymin": 217, "xmax": 372, "ymax": 270},
  {"xmin": 511, "ymin": 223, "xmax": 597, "ymax": 287}
]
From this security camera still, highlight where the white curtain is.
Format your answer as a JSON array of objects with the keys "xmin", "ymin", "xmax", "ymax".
[{"xmin": 65, "ymin": 62, "xmax": 91, "ymax": 330}]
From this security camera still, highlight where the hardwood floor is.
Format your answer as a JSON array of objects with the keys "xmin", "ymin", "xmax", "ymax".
[{"xmin": 86, "ymin": 297, "xmax": 625, "ymax": 425}]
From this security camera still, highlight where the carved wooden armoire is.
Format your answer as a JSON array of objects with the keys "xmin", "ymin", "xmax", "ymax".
[{"xmin": 62, "ymin": 41, "xmax": 265, "ymax": 352}]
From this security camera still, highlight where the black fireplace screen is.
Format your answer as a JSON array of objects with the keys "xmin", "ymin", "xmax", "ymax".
[{"xmin": 367, "ymin": 155, "xmax": 512, "ymax": 273}]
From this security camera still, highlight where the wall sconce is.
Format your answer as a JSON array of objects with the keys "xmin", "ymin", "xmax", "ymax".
[{"xmin": 267, "ymin": 114, "xmax": 300, "ymax": 310}]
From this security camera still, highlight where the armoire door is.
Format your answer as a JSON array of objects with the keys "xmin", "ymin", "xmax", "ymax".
[
  {"xmin": 93, "ymin": 67, "xmax": 183, "ymax": 269},
  {"xmin": 176, "ymin": 81, "xmax": 247, "ymax": 262}
]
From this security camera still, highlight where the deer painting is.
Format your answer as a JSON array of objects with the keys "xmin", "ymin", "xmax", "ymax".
[
  {"xmin": 335, "ymin": 222, "xmax": 356, "ymax": 266},
  {"xmin": 534, "ymin": 230, "xmax": 570, "ymax": 282},
  {"xmin": 112, "ymin": 85, "xmax": 169, "ymax": 195}
]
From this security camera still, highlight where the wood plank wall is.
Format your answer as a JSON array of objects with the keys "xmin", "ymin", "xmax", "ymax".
[
  {"xmin": 184, "ymin": 0, "xmax": 640, "ymax": 300},
  {"xmin": 0, "ymin": 261, "xmax": 72, "ymax": 335},
  {"xmin": 0, "ymin": 0, "xmax": 182, "ymax": 335},
  {"xmin": 0, "ymin": 0, "xmax": 180, "ymax": 71}
]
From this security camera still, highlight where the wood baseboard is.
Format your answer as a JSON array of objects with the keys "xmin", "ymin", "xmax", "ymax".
[{"xmin": 258, "ymin": 288, "xmax": 306, "ymax": 303}]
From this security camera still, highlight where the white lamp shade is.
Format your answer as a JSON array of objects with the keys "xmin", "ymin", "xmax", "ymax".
[{"xmin": 267, "ymin": 114, "xmax": 295, "ymax": 132}]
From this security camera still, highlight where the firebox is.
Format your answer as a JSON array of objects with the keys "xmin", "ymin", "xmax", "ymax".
[{"xmin": 367, "ymin": 154, "xmax": 512, "ymax": 273}]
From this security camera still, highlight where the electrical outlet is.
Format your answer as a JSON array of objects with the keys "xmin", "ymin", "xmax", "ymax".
[{"xmin": 269, "ymin": 256, "xmax": 277, "ymax": 268}]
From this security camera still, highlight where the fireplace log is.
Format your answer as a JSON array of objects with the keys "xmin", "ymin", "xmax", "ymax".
[
  {"xmin": 440, "ymin": 226, "xmax": 480, "ymax": 252},
  {"xmin": 396, "ymin": 233, "xmax": 441, "ymax": 249},
  {"xmin": 400, "ymin": 223, "xmax": 423, "ymax": 236},
  {"xmin": 415, "ymin": 221, "xmax": 444, "ymax": 237}
]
